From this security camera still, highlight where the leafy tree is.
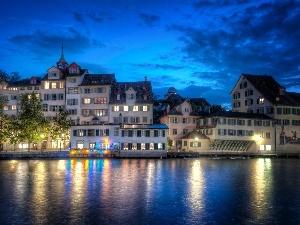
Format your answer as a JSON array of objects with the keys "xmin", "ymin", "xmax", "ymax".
[
  {"xmin": 9, "ymin": 71, "xmax": 21, "ymax": 83},
  {"xmin": 50, "ymin": 109, "xmax": 71, "ymax": 151},
  {"xmin": 0, "ymin": 96, "xmax": 9, "ymax": 150},
  {"xmin": 167, "ymin": 138, "xmax": 173, "ymax": 150},
  {"xmin": 0, "ymin": 69, "xmax": 9, "ymax": 81},
  {"xmin": 210, "ymin": 104, "xmax": 226, "ymax": 114},
  {"xmin": 16, "ymin": 92, "xmax": 49, "ymax": 151}
]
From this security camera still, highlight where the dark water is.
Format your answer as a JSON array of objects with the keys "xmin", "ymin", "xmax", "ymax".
[{"xmin": 0, "ymin": 158, "xmax": 299, "ymax": 225}]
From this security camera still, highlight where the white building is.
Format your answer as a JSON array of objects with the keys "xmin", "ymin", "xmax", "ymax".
[{"xmin": 231, "ymin": 73, "xmax": 300, "ymax": 154}]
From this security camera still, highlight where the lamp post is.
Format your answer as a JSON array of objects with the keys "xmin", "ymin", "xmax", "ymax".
[{"xmin": 195, "ymin": 137, "xmax": 198, "ymax": 152}]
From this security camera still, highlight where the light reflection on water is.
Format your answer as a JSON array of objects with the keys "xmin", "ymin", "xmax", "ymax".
[{"xmin": 0, "ymin": 158, "xmax": 300, "ymax": 225}]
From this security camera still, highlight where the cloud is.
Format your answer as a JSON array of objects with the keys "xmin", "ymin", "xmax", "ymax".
[
  {"xmin": 132, "ymin": 63, "xmax": 184, "ymax": 70},
  {"xmin": 7, "ymin": 28, "xmax": 105, "ymax": 58},
  {"xmin": 73, "ymin": 12, "xmax": 85, "ymax": 25},
  {"xmin": 168, "ymin": 0, "xmax": 300, "ymax": 98},
  {"xmin": 139, "ymin": 13, "xmax": 160, "ymax": 27}
]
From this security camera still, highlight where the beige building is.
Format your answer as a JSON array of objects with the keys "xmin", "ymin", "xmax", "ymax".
[{"xmin": 231, "ymin": 73, "xmax": 300, "ymax": 154}]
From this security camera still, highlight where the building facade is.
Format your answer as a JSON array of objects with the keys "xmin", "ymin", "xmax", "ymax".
[{"xmin": 0, "ymin": 51, "xmax": 168, "ymax": 155}]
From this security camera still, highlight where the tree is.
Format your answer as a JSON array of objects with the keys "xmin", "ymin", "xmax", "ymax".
[
  {"xmin": 167, "ymin": 138, "xmax": 173, "ymax": 150},
  {"xmin": 210, "ymin": 104, "xmax": 226, "ymax": 114},
  {"xmin": 16, "ymin": 92, "xmax": 49, "ymax": 151},
  {"xmin": 0, "ymin": 69, "xmax": 9, "ymax": 81},
  {"xmin": 0, "ymin": 96, "xmax": 9, "ymax": 150},
  {"xmin": 9, "ymin": 71, "xmax": 21, "ymax": 83},
  {"xmin": 50, "ymin": 109, "xmax": 71, "ymax": 151}
]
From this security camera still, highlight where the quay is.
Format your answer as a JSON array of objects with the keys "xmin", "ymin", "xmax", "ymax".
[{"xmin": 0, "ymin": 149, "xmax": 300, "ymax": 159}]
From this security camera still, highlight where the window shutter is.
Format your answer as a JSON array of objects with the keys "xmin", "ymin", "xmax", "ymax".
[
  {"xmin": 218, "ymin": 129, "xmax": 221, "ymax": 135},
  {"xmin": 122, "ymin": 130, "xmax": 124, "ymax": 137},
  {"xmin": 73, "ymin": 130, "xmax": 77, "ymax": 136},
  {"xmin": 106, "ymin": 129, "xmax": 109, "ymax": 136},
  {"xmin": 224, "ymin": 129, "xmax": 227, "ymax": 135},
  {"xmin": 139, "ymin": 106, "xmax": 143, "ymax": 111},
  {"xmin": 83, "ymin": 130, "xmax": 87, "ymax": 136}
]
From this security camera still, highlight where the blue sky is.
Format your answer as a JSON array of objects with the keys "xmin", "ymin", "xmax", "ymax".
[{"xmin": 1, "ymin": 0, "xmax": 300, "ymax": 108}]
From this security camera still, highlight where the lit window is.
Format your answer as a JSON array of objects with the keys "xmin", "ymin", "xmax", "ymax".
[
  {"xmin": 260, "ymin": 145, "xmax": 265, "ymax": 151},
  {"xmin": 114, "ymin": 106, "xmax": 119, "ymax": 111},
  {"xmin": 4, "ymin": 106, "xmax": 8, "ymax": 111},
  {"xmin": 133, "ymin": 106, "xmax": 139, "ymax": 111},
  {"xmin": 259, "ymin": 98, "xmax": 264, "ymax": 104},
  {"xmin": 12, "ymin": 105, "xmax": 16, "ymax": 110},
  {"xmin": 52, "ymin": 83, "xmax": 57, "ymax": 89},
  {"xmin": 143, "ymin": 106, "xmax": 148, "ymax": 111},
  {"xmin": 44, "ymin": 82, "xmax": 49, "ymax": 89},
  {"xmin": 266, "ymin": 145, "xmax": 271, "ymax": 151},
  {"xmin": 84, "ymin": 98, "xmax": 91, "ymax": 104},
  {"xmin": 124, "ymin": 106, "xmax": 128, "ymax": 111}
]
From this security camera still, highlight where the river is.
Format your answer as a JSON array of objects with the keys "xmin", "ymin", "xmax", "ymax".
[{"xmin": 0, "ymin": 158, "xmax": 299, "ymax": 225}]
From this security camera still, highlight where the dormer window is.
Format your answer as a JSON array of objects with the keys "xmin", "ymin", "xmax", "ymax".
[
  {"xmin": 70, "ymin": 67, "xmax": 78, "ymax": 73},
  {"xmin": 143, "ymin": 94, "xmax": 148, "ymax": 100},
  {"xmin": 279, "ymin": 88, "xmax": 285, "ymax": 95},
  {"xmin": 50, "ymin": 72, "xmax": 57, "ymax": 77},
  {"xmin": 117, "ymin": 94, "xmax": 120, "ymax": 101},
  {"xmin": 128, "ymin": 93, "xmax": 134, "ymax": 100}
]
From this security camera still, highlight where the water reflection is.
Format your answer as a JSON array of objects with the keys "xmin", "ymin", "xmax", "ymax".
[
  {"xmin": 0, "ymin": 158, "xmax": 300, "ymax": 225},
  {"xmin": 251, "ymin": 158, "xmax": 273, "ymax": 223}
]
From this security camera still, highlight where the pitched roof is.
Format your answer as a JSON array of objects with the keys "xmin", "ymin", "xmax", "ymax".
[
  {"xmin": 181, "ymin": 130, "xmax": 209, "ymax": 139},
  {"xmin": 109, "ymin": 81, "xmax": 153, "ymax": 104},
  {"xmin": 234, "ymin": 73, "xmax": 300, "ymax": 106},
  {"xmin": 210, "ymin": 111, "xmax": 273, "ymax": 120},
  {"xmin": 80, "ymin": 74, "xmax": 116, "ymax": 85}
]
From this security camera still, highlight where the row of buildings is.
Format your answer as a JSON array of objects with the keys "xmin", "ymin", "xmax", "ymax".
[{"xmin": 1, "ymin": 50, "xmax": 300, "ymax": 156}]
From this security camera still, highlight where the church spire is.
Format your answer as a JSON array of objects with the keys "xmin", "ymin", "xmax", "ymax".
[{"xmin": 56, "ymin": 45, "xmax": 68, "ymax": 69}]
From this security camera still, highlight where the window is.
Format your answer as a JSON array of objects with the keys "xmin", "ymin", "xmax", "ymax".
[
  {"xmin": 245, "ymin": 98, "xmax": 253, "ymax": 106},
  {"xmin": 143, "ymin": 117, "xmax": 147, "ymax": 123},
  {"xmin": 124, "ymin": 106, "xmax": 128, "ymax": 111},
  {"xmin": 260, "ymin": 132, "xmax": 265, "ymax": 138},
  {"xmin": 259, "ymin": 98, "xmax": 264, "ymax": 104},
  {"xmin": 93, "ymin": 109, "xmax": 107, "ymax": 116},
  {"xmin": 257, "ymin": 107, "xmax": 264, "ymax": 114},
  {"xmin": 94, "ymin": 87, "xmax": 106, "ymax": 93},
  {"xmin": 266, "ymin": 145, "xmax": 271, "ymax": 151},
  {"xmin": 240, "ymin": 81, "xmax": 247, "ymax": 89},
  {"xmin": 173, "ymin": 129, "xmax": 177, "ymax": 135},
  {"xmin": 182, "ymin": 118, "xmax": 188, "ymax": 124},
  {"xmin": 128, "ymin": 94, "xmax": 134, "ymax": 99},
  {"xmin": 11, "ymin": 105, "xmax": 17, "ymax": 110},
  {"xmin": 246, "ymin": 130, "xmax": 254, "ymax": 136},
  {"xmin": 68, "ymin": 109, "xmax": 77, "ymax": 115},
  {"xmin": 282, "ymin": 119, "xmax": 290, "ymax": 125},
  {"xmin": 172, "ymin": 117, "xmax": 178, "ymax": 123},
  {"xmin": 67, "ymin": 99, "xmax": 78, "ymax": 105},
  {"xmin": 154, "ymin": 130, "xmax": 159, "ymax": 137},
  {"xmin": 49, "ymin": 105, "xmax": 62, "ymax": 112},
  {"xmin": 68, "ymin": 87, "xmax": 78, "ymax": 94},
  {"xmin": 183, "ymin": 129, "xmax": 188, "ymax": 135},
  {"xmin": 247, "ymin": 120, "xmax": 252, "ymax": 126},
  {"xmin": 228, "ymin": 119, "xmax": 236, "ymax": 125},
  {"xmin": 237, "ymin": 120, "xmax": 245, "ymax": 125},
  {"xmin": 94, "ymin": 97, "xmax": 106, "ymax": 104},
  {"xmin": 233, "ymin": 93, "xmax": 240, "ymax": 99},
  {"xmin": 245, "ymin": 89, "xmax": 253, "ymax": 97},
  {"xmin": 51, "ymin": 82, "xmax": 57, "ymax": 89},
  {"xmin": 292, "ymin": 120, "xmax": 300, "ymax": 126},
  {"xmin": 84, "ymin": 98, "xmax": 91, "ymax": 104},
  {"xmin": 283, "ymin": 108, "xmax": 291, "ymax": 115},
  {"xmin": 277, "ymin": 108, "xmax": 282, "ymax": 115},
  {"xmin": 218, "ymin": 129, "xmax": 227, "ymax": 135},
  {"xmin": 114, "ymin": 106, "xmax": 119, "ymax": 111},
  {"xmin": 69, "ymin": 78, "xmax": 76, "ymax": 83},
  {"xmin": 3, "ymin": 106, "xmax": 8, "ymax": 111},
  {"xmin": 132, "ymin": 117, "xmax": 139, "ymax": 123},
  {"xmin": 84, "ymin": 88, "xmax": 90, "ymax": 94},
  {"xmin": 27, "ymin": 87, "xmax": 32, "ymax": 90},
  {"xmin": 58, "ymin": 94, "xmax": 63, "ymax": 100},
  {"xmin": 266, "ymin": 107, "xmax": 273, "ymax": 114},
  {"xmin": 137, "ymin": 130, "xmax": 142, "ymax": 137},
  {"xmin": 51, "ymin": 72, "xmax": 57, "ymax": 77},
  {"xmin": 42, "ymin": 104, "xmax": 48, "ymax": 112},
  {"xmin": 133, "ymin": 106, "xmax": 139, "ymax": 111},
  {"xmin": 51, "ymin": 94, "xmax": 57, "ymax": 100},
  {"xmin": 145, "ymin": 130, "xmax": 150, "ymax": 137},
  {"xmin": 113, "ymin": 127, "xmax": 119, "ymax": 136},
  {"xmin": 266, "ymin": 132, "xmax": 271, "ymax": 139},
  {"xmin": 233, "ymin": 101, "xmax": 240, "ymax": 108},
  {"xmin": 143, "ymin": 106, "xmax": 148, "ymax": 111},
  {"xmin": 82, "ymin": 109, "xmax": 90, "ymax": 116},
  {"xmin": 228, "ymin": 129, "xmax": 236, "ymax": 136}
]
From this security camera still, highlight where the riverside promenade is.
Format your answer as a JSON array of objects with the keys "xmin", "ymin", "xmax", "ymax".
[{"xmin": 1, "ymin": 149, "xmax": 300, "ymax": 159}]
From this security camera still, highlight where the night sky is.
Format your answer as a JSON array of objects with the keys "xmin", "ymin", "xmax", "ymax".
[{"xmin": 1, "ymin": 0, "xmax": 300, "ymax": 107}]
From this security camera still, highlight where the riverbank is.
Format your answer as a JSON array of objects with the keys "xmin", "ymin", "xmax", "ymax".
[{"xmin": 1, "ymin": 150, "xmax": 300, "ymax": 159}]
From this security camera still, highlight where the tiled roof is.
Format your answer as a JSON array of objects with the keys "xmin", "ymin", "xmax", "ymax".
[
  {"xmin": 210, "ymin": 111, "xmax": 273, "ymax": 120},
  {"xmin": 8, "ymin": 78, "xmax": 41, "ymax": 87},
  {"xmin": 181, "ymin": 130, "xmax": 209, "ymax": 139},
  {"xmin": 167, "ymin": 108, "xmax": 183, "ymax": 115},
  {"xmin": 189, "ymin": 98, "xmax": 211, "ymax": 107},
  {"xmin": 236, "ymin": 74, "xmax": 300, "ymax": 106},
  {"xmin": 80, "ymin": 74, "xmax": 116, "ymax": 85},
  {"xmin": 109, "ymin": 81, "xmax": 154, "ymax": 104},
  {"xmin": 122, "ymin": 124, "xmax": 168, "ymax": 129}
]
